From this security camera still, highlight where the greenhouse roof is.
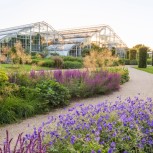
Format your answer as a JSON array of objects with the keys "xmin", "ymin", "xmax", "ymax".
[
  {"xmin": 0, "ymin": 35, "xmax": 7, "ymax": 40},
  {"xmin": 0, "ymin": 21, "xmax": 58, "ymax": 42},
  {"xmin": 58, "ymin": 25, "xmax": 106, "ymax": 39},
  {"xmin": 47, "ymin": 44, "xmax": 76, "ymax": 52},
  {"xmin": 58, "ymin": 25, "xmax": 127, "ymax": 48},
  {"xmin": 0, "ymin": 22, "xmax": 127, "ymax": 49}
]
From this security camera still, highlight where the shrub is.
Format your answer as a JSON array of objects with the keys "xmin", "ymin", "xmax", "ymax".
[
  {"xmin": 31, "ymin": 59, "xmax": 40, "ymax": 64},
  {"xmin": 124, "ymin": 59, "xmax": 130, "ymax": 65},
  {"xmin": 36, "ymin": 80, "xmax": 70, "ymax": 107},
  {"xmin": 0, "ymin": 96, "xmax": 35, "ymax": 124},
  {"xmin": 81, "ymin": 48, "xmax": 91, "ymax": 57},
  {"xmin": 0, "ymin": 82, "xmax": 19, "ymax": 97},
  {"xmin": 31, "ymin": 52, "xmax": 37, "ymax": 57},
  {"xmin": 9, "ymin": 72, "xmax": 32, "ymax": 86},
  {"xmin": 138, "ymin": 47, "xmax": 147, "ymax": 68},
  {"xmin": 82, "ymin": 71, "xmax": 120, "ymax": 97},
  {"xmin": 62, "ymin": 56, "xmax": 83, "ymax": 63},
  {"xmin": 0, "ymin": 70, "xmax": 8, "ymax": 85},
  {"xmin": 112, "ymin": 59, "xmax": 125, "ymax": 66},
  {"xmin": 17, "ymin": 86, "xmax": 49, "ymax": 113},
  {"xmin": 111, "ymin": 47, "xmax": 116, "ymax": 56},
  {"xmin": 118, "ymin": 58, "xmax": 125, "ymax": 65},
  {"xmin": 147, "ymin": 59, "xmax": 152, "ymax": 65},
  {"xmin": 63, "ymin": 61, "xmax": 83, "ymax": 69},
  {"xmin": 38, "ymin": 60, "xmax": 54, "ymax": 67},
  {"xmin": 126, "ymin": 50, "xmax": 129, "ymax": 59},
  {"xmin": 129, "ymin": 49, "xmax": 137, "ymax": 60},
  {"xmin": 52, "ymin": 56, "xmax": 64, "ymax": 68},
  {"xmin": 129, "ymin": 59, "xmax": 138, "ymax": 65},
  {"xmin": 53, "ymin": 69, "xmax": 121, "ymax": 98},
  {"xmin": 122, "ymin": 59, "xmax": 137, "ymax": 65},
  {"xmin": 152, "ymin": 52, "xmax": 153, "ymax": 66},
  {"xmin": 50, "ymin": 52, "xmax": 60, "ymax": 56},
  {"xmin": 106, "ymin": 67, "xmax": 129, "ymax": 84}
]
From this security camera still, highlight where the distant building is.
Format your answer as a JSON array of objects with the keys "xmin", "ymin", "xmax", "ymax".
[{"xmin": 0, "ymin": 21, "xmax": 127, "ymax": 57}]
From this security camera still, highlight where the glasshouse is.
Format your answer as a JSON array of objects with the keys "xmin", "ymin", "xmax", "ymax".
[
  {"xmin": 0, "ymin": 21, "xmax": 127, "ymax": 57},
  {"xmin": 0, "ymin": 21, "xmax": 63, "ymax": 53}
]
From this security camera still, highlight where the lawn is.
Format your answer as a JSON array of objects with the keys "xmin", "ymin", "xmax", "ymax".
[
  {"xmin": 0, "ymin": 64, "xmax": 51, "ymax": 72},
  {"xmin": 135, "ymin": 66, "xmax": 153, "ymax": 74}
]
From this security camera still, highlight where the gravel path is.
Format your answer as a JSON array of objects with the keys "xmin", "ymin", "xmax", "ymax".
[{"xmin": 0, "ymin": 66, "xmax": 153, "ymax": 146}]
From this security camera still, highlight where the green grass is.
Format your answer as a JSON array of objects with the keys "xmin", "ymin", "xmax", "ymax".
[
  {"xmin": 135, "ymin": 66, "xmax": 153, "ymax": 74},
  {"xmin": 0, "ymin": 64, "xmax": 51, "ymax": 73}
]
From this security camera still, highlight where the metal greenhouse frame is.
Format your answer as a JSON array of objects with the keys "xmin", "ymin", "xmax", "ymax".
[
  {"xmin": 57, "ymin": 25, "xmax": 127, "ymax": 57},
  {"xmin": 0, "ymin": 21, "xmax": 63, "ymax": 53},
  {"xmin": 0, "ymin": 22, "xmax": 127, "ymax": 57}
]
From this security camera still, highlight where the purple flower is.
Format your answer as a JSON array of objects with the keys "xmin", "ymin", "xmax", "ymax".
[
  {"xmin": 108, "ymin": 148, "xmax": 114, "ymax": 153},
  {"xmin": 70, "ymin": 135, "xmax": 76, "ymax": 144},
  {"xmin": 110, "ymin": 142, "xmax": 116, "ymax": 148}
]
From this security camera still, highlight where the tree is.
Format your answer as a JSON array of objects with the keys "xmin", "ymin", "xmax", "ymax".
[
  {"xmin": 138, "ymin": 47, "xmax": 147, "ymax": 68},
  {"xmin": 126, "ymin": 50, "xmax": 129, "ymax": 59},
  {"xmin": 133, "ymin": 44, "xmax": 150, "ymax": 52},
  {"xmin": 129, "ymin": 49, "xmax": 137, "ymax": 60}
]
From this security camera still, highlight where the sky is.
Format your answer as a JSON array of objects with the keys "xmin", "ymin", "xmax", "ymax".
[{"xmin": 0, "ymin": 0, "xmax": 153, "ymax": 49}]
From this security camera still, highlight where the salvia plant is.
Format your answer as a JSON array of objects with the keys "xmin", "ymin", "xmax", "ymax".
[{"xmin": 1, "ymin": 96, "xmax": 153, "ymax": 153}]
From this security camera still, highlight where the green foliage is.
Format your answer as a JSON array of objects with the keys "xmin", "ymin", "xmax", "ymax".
[
  {"xmin": 0, "ymin": 96, "xmax": 35, "ymax": 124},
  {"xmin": 129, "ymin": 59, "xmax": 138, "ymax": 65},
  {"xmin": 17, "ymin": 86, "xmax": 49, "ymax": 113},
  {"xmin": 36, "ymin": 80, "xmax": 70, "ymax": 107},
  {"xmin": 63, "ymin": 61, "xmax": 83, "ymax": 69},
  {"xmin": 112, "ymin": 58, "xmax": 125, "ymax": 66},
  {"xmin": 0, "ymin": 70, "xmax": 8, "ymax": 85},
  {"xmin": 106, "ymin": 67, "xmax": 129, "ymax": 84},
  {"xmin": 133, "ymin": 44, "xmax": 150, "ymax": 51},
  {"xmin": 50, "ymin": 53, "xmax": 60, "ymax": 56},
  {"xmin": 122, "ymin": 59, "xmax": 138, "ymax": 65},
  {"xmin": 91, "ymin": 44, "xmax": 105, "ymax": 52},
  {"xmin": 152, "ymin": 52, "xmax": 153, "ymax": 66},
  {"xmin": 120, "ymin": 68, "xmax": 130, "ymax": 84},
  {"xmin": 118, "ymin": 59, "xmax": 125, "ymax": 65},
  {"xmin": 81, "ymin": 48, "xmax": 91, "ymax": 57},
  {"xmin": 0, "ymin": 83, "xmax": 19, "ymax": 97},
  {"xmin": 38, "ymin": 60, "xmax": 54, "ymax": 67},
  {"xmin": 147, "ymin": 59, "xmax": 152, "ymax": 65},
  {"xmin": 138, "ymin": 47, "xmax": 147, "ymax": 68},
  {"xmin": 31, "ymin": 59, "xmax": 40, "ymax": 64},
  {"xmin": 31, "ymin": 52, "xmax": 37, "ymax": 57},
  {"xmin": 129, "ymin": 49, "xmax": 137, "ymax": 60},
  {"xmin": 124, "ymin": 59, "xmax": 130, "ymax": 65},
  {"xmin": 62, "ymin": 56, "xmax": 83, "ymax": 63},
  {"xmin": 111, "ymin": 47, "xmax": 116, "ymax": 56},
  {"xmin": 126, "ymin": 50, "xmax": 129, "ymax": 59}
]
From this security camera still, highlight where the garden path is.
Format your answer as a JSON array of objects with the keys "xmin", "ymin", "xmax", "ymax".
[{"xmin": 0, "ymin": 66, "xmax": 153, "ymax": 146}]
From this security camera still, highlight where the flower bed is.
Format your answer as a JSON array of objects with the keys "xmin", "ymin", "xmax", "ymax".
[
  {"xmin": 53, "ymin": 69, "xmax": 121, "ymax": 98},
  {"xmin": 1, "ymin": 96, "xmax": 153, "ymax": 153},
  {"xmin": 0, "ymin": 68, "xmax": 128, "ymax": 125}
]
